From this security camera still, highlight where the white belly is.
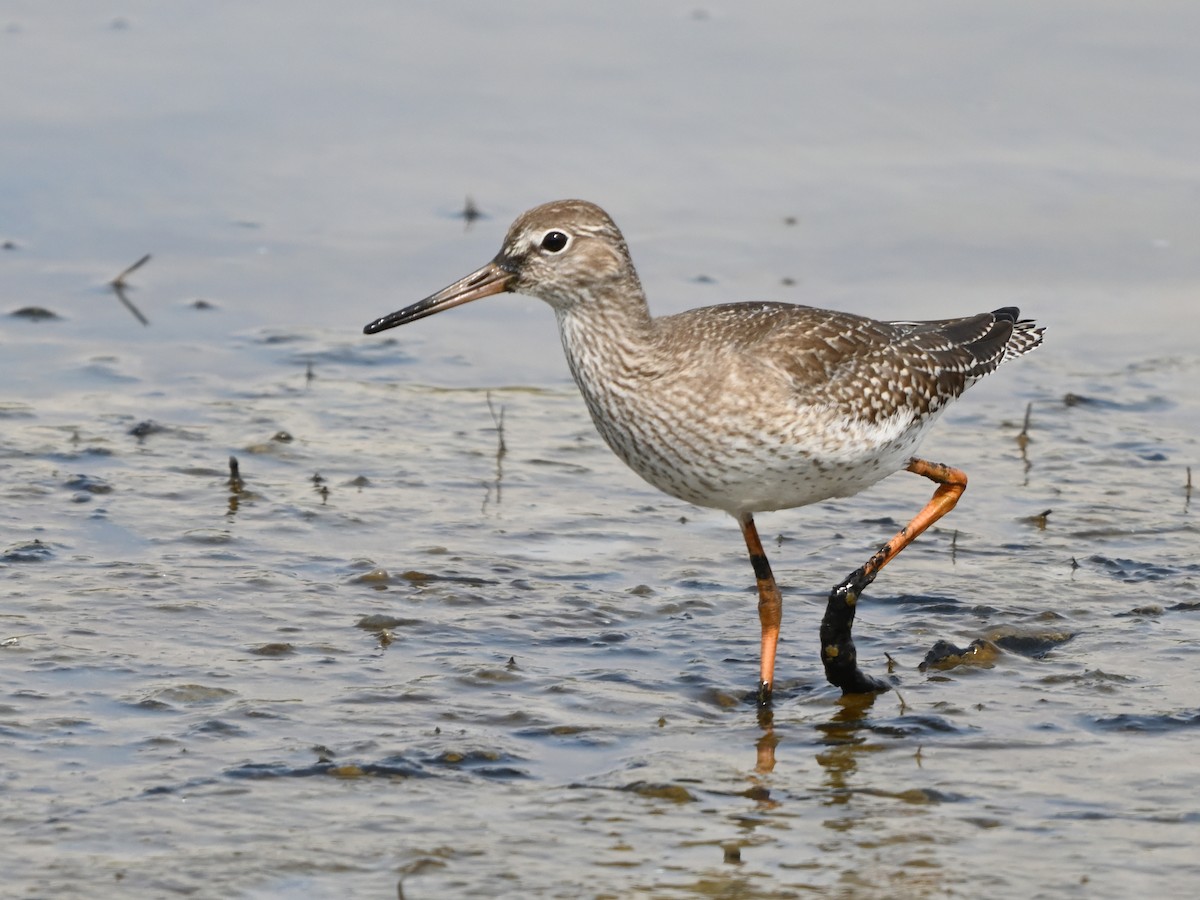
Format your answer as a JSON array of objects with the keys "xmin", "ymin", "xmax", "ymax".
[{"xmin": 582, "ymin": 387, "xmax": 941, "ymax": 517}]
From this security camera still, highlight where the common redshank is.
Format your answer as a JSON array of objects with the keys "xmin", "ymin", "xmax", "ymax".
[{"xmin": 364, "ymin": 200, "xmax": 1044, "ymax": 703}]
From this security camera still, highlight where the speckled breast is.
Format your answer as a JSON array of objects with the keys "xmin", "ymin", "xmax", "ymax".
[{"xmin": 572, "ymin": 368, "xmax": 942, "ymax": 517}]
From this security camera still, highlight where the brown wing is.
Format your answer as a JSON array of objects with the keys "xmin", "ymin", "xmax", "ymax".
[{"xmin": 661, "ymin": 302, "xmax": 1043, "ymax": 423}]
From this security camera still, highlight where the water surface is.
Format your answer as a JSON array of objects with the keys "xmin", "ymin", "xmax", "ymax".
[{"xmin": 3, "ymin": 2, "xmax": 1199, "ymax": 897}]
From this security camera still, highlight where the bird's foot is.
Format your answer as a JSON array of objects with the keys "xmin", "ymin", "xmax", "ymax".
[
  {"xmin": 755, "ymin": 680, "xmax": 773, "ymax": 708},
  {"xmin": 832, "ymin": 565, "xmax": 874, "ymax": 602},
  {"xmin": 834, "ymin": 667, "xmax": 891, "ymax": 694},
  {"xmin": 820, "ymin": 567, "xmax": 891, "ymax": 695}
]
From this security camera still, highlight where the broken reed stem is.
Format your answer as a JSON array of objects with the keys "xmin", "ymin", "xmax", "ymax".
[
  {"xmin": 228, "ymin": 456, "xmax": 244, "ymax": 492},
  {"xmin": 486, "ymin": 392, "xmax": 507, "ymax": 457},
  {"xmin": 109, "ymin": 254, "xmax": 152, "ymax": 326},
  {"xmin": 111, "ymin": 253, "xmax": 151, "ymax": 287},
  {"xmin": 1016, "ymin": 401, "xmax": 1032, "ymax": 450},
  {"xmin": 461, "ymin": 196, "xmax": 482, "ymax": 230}
]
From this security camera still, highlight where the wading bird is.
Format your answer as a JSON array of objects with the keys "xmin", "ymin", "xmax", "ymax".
[{"xmin": 364, "ymin": 200, "xmax": 1043, "ymax": 703}]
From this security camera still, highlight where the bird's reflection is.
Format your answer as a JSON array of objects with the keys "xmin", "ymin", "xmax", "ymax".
[
  {"xmin": 750, "ymin": 689, "xmax": 882, "ymax": 780},
  {"xmin": 754, "ymin": 706, "xmax": 779, "ymax": 774},
  {"xmin": 815, "ymin": 692, "xmax": 882, "ymax": 803}
]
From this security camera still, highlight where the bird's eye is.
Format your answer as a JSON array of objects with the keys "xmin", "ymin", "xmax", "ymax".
[{"xmin": 540, "ymin": 231, "xmax": 569, "ymax": 253}]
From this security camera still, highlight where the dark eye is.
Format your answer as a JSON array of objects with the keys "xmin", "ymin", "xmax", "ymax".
[{"xmin": 540, "ymin": 231, "xmax": 569, "ymax": 253}]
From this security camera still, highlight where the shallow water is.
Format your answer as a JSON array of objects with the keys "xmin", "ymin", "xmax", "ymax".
[{"xmin": 3, "ymin": 3, "xmax": 1200, "ymax": 898}]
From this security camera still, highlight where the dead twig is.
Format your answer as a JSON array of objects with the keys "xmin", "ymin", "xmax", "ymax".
[
  {"xmin": 228, "ymin": 456, "xmax": 244, "ymax": 492},
  {"xmin": 112, "ymin": 253, "xmax": 151, "ymax": 287},
  {"xmin": 110, "ymin": 254, "xmax": 151, "ymax": 326},
  {"xmin": 1016, "ymin": 401, "xmax": 1032, "ymax": 482},
  {"xmin": 460, "ymin": 196, "xmax": 483, "ymax": 231},
  {"xmin": 482, "ymin": 392, "xmax": 507, "ymax": 512},
  {"xmin": 486, "ymin": 392, "xmax": 507, "ymax": 457}
]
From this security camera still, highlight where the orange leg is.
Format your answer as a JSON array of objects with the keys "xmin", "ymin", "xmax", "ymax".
[
  {"xmin": 738, "ymin": 513, "xmax": 781, "ymax": 706},
  {"xmin": 820, "ymin": 457, "xmax": 968, "ymax": 694}
]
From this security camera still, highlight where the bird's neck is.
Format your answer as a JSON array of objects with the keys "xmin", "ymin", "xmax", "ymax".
[
  {"xmin": 552, "ymin": 284, "xmax": 668, "ymax": 468},
  {"xmin": 553, "ymin": 283, "xmax": 657, "ymax": 390}
]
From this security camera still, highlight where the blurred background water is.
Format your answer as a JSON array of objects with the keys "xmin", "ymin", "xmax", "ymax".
[{"xmin": 2, "ymin": 2, "xmax": 1198, "ymax": 897}]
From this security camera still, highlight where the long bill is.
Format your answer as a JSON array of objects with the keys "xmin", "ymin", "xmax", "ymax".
[{"xmin": 362, "ymin": 258, "xmax": 517, "ymax": 334}]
